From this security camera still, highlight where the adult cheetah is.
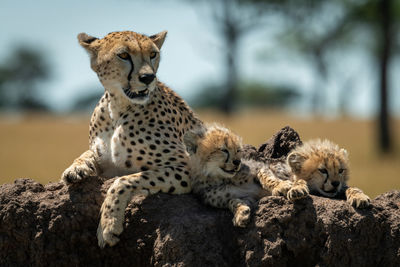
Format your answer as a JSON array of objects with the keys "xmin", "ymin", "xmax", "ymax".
[{"xmin": 61, "ymin": 30, "xmax": 203, "ymax": 247}]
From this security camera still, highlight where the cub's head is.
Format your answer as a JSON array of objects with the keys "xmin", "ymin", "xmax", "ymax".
[
  {"xmin": 184, "ymin": 124, "xmax": 243, "ymax": 179},
  {"xmin": 78, "ymin": 30, "xmax": 167, "ymax": 104},
  {"xmin": 287, "ymin": 139, "xmax": 349, "ymax": 197}
]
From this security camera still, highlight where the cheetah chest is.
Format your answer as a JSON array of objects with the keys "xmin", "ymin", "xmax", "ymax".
[{"xmin": 92, "ymin": 110, "xmax": 187, "ymax": 178}]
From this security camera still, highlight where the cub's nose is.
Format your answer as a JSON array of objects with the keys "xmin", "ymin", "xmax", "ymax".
[
  {"xmin": 331, "ymin": 181, "xmax": 340, "ymax": 188},
  {"xmin": 233, "ymin": 159, "xmax": 241, "ymax": 166},
  {"xmin": 139, "ymin": 74, "xmax": 155, "ymax": 85}
]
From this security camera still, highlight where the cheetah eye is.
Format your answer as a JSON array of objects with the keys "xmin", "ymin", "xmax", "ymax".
[
  {"xmin": 118, "ymin": 52, "xmax": 131, "ymax": 60},
  {"xmin": 150, "ymin": 52, "xmax": 157, "ymax": 59},
  {"xmin": 318, "ymin": 168, "xmax": 328, "ymax": 175},
  {"xmin": 338, "ymin": 168, "xmax": 345, "ymax": 174},
  {"xmin": 221, "ymin": 148, "xmax": 229, "ymax": 162},
  {"xmin": 221, "ymin": 149, "xmax": 229, "ymax": 155}
]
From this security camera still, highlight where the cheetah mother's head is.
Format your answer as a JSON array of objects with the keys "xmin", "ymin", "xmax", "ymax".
[{"xmin": 78, "ymin": 30, "xmax": 167, "ymax": 104}]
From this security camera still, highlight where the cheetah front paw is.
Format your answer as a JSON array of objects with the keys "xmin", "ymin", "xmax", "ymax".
[
  {"xmin": 271, "ymin": 180, "xmax": 293, "ymax": 197},
  {"xmin": 347, "ymin": 193, "xmax": 371, "ymax": 209},
  {"xmin": 287, "ymin": 184, "xmax": 309, "ymax": 201},
  {"xmin": 97, "ymin": 216, "xmax": 124, "ymax": 248},
  {"xmin": 61, "ymin": 162, "xmax": 96, "ymax": 184},
  {"xmin": 233, "ymin": 205, "xmax": 251, "ymax": 227}
]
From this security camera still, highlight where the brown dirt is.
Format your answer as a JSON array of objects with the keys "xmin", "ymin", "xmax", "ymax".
[{"xmin": 0, "ymin": 127, "xmax": 399, "ymax": 267}]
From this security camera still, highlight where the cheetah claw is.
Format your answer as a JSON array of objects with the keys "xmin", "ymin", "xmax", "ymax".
[
  {"xmin": 287, "ymin": 185, "xmax": 309, "ymax": 201},
  {"xmin": 272, "ymin": 180, "xmax": 293, "ymax": 197},
  {"xmin": 97, "ymin": 222, "xmax": 122, "ymax": 248},
  {"xmin": 233, "ymin": 206, "xmax": 251, "ymax": 227},
  {"xmin": 61, "ymin": 162, "xmax": 96, "ymax": 184},
  {"xmin": 347, "ymin": 194, "xmax": 371, "ymax": 209}
]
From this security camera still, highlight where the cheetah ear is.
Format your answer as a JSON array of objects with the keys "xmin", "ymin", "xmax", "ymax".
[
  {"xmin": 340, "ymin": 148, "xmax": 349, "ymax": 159},
  {"xmin": 150, "ymin": 31, "xmax": 167, "ymax": 49},
  {"xmin": 287, "ymin": 152, "xmax": 307, "ymax": 174},
  {"xmin": 77, "ymin": 33, "xmax": 99, "ymax": 55},
  {"xmin": 183, "ymin": 129, "xmax": 204, "ymax": 155}
]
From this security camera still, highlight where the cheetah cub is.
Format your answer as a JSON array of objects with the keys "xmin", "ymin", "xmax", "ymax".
[
  {"xmin": 287, "ymin": 139, "xmax": 371, "ymax": 208},
  {"xmin": 184, "ymin": 124, "xmax": 294, "ymax": 227}
]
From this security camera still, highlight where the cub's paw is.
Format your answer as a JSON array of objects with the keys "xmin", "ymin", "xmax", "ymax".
[
  {"xmin": 271, "ymin": 180, "xmax": 293, "ymax": 197},
  {"xmin": 287, "ymin": 184, "xmax": 309, "ymax": 201},
  {"xmin": 61, "ymin": 162, "xmax": 96, "ymax": 184},
  {"xmin": 97, "ymin": 216, "xmax": 124, "ymax": 248},
  {"xmin": 233, "ymin": 205, "xmax": 251, "ymax": 228},
  {"xmin": 347, "ymin": 193, "xmax": 371, "ymax": 209}
]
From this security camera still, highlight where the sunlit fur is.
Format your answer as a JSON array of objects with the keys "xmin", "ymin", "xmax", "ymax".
[
  {"xmin": 184, "ymin": 124, "xmax": 294, "ymax": 227},
  {"xmin": 287, "ymin": 139, "xmax": 370, "ymax": 208}
]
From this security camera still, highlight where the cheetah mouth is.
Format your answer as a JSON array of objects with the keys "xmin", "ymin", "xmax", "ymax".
[
  {"xmin": 221, "ymin": 168, "xmax": 237, "ymax": 175},
  {"xmin": 319, "ymin": 188, "xmax": 338, "ymax": 197},
  {"xmin": 123, "ymin": 87, "xmax": 149, "ymax": 99}
]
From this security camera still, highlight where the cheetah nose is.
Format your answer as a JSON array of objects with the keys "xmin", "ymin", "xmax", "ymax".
[
  {"xmin": 233, "ymin": 159, "xmax": 241, "ymax": 166},
  {"xmin": 139, "ymin": 74, "xmax": 155, "ymax": 85},
  {"xmin": 331, "ymin": 181, "xmax": 340, "ymax": 188}
]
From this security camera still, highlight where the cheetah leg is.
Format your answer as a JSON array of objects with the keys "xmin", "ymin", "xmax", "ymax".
[
  {"xmin": 97, "ymin": 168, "xmax": 191, "ymax": 248},
  {"xmin": 345, "ymin": 187, "xmax": 370, "ymax": 208},
  {"xmin": 257, "ymin": 168, "xmax": 293, "ymax": 197},
  {"xmin": 228, "ymin": 198, "xmax": 252, "ymax": 228},
  {"xmin": 201, "ymin": 186, "xmax": 254, "ymax": 227},
  {"xmin": 287, "ymin": 178, "xmax": 309, "ymax": 201},
  {"xmin": 61, "ymin": 150, "xmax": 98, "ymax": 184}
]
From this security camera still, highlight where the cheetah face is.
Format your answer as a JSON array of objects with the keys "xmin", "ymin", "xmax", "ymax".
[
  {"xmin": 306, "ymin": 166, "xmax": 347, "ymax": 197},
  {"xmin": 77, "ymin": 31, "xmax": 167, "ymax": 105},
  {"xmin": 287, "ymin": 139, "xmax": 349, "ymax": 198},
  {"xmin": 205, "ymin": 146, "xmax": 242, "ymax": 179},
  {"xmin": 184, "ymin": 125, "xmax": 243, "ymax": 179}
]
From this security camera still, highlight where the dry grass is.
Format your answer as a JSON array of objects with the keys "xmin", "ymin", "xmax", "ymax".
[{"xmin": 0, "ymin": 110, "xmax": 399, "ymax": 198}]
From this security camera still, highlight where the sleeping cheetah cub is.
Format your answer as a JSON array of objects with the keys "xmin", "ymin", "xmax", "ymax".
[
  {"xmin": 184, "ymin": 124, "xmax": 295, "ymax": 227},
  {"xmin": 287, "ymin": 139, "xmax": 371, "ymax": 208}
]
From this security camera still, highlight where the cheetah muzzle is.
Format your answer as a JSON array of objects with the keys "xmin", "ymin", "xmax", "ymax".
[{"xmin": 123, "ymin": 87, "xmax": 150, "ymax": 100}]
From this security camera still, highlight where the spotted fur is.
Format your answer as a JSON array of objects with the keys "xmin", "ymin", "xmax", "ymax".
[
  {"xmin": 287, "ymin": 139, "xmax": 371, "ymax": 208},
  {"xmin": 184, "ymin": 124, "xmax": 294, "ymax": 227},
  {"xmin": 61, "ymin": 30, "xmax": 203, "ymax": 248}
]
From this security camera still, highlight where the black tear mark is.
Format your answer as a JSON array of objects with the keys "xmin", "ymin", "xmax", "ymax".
[{"xmin": 127, "ymin": 56, "xmax": 134, "ymax": 81}]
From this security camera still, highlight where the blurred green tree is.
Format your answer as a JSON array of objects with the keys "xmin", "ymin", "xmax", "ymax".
[
  {"xmin": 190, "ymin": 0, "xmax": 265, "ymax": 114},
  {"xmin": 190, "ymin": 81, "xmax": 299, "ymax": 109},
  {"xmin": 0, "ymin": 46, "xmax": 51, "ymax": 111},
  {"xmin": 71, "ymin": 89, "xmax": 103, "ymax": 113},
  {"xmin": 247, "ymin": 0, "xmax": 400, "ymax": 153}
]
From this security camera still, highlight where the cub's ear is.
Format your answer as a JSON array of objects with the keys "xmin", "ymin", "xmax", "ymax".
[
  {"xmin": 150, "ymin": 31, "xmax": 167, "ymax": 49},
  {"xmin": 287, "ymin": 152, "xmax": 307, "ymax": 174},
  {"xmin": 183, "ymin": 128, "xmax": 204, "ymax": 155},
  {"xmin": 340, "ymin": 148, "xmax": 349, "ymax": 159},
  {"xmin": 77, "ymin": 33, "xmax": 99, "ymax": 56}
]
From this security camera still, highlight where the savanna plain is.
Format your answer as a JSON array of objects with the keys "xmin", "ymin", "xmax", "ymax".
[{"xmin": 0, "ymin": 110, "xmax": 399, "ymax": 198}]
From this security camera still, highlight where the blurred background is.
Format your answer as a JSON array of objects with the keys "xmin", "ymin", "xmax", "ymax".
[{"xmin": 0, "ymin": 0, "xmax": 399, "ymax": 198}]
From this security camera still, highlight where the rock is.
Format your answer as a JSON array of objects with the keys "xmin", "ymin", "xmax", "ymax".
[{"xmin": 0, "ymin": 127, "xmax": 399, "ymax": 266}]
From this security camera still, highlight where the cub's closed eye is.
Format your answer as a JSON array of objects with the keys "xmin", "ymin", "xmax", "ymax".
[
  {"xmin": 318, "ymin": 168, "xmax": 328, "ymax": 175},
  {"xmin": 150, "ymin": 52, "xmax": 157, "ymax": 59},
  {"xmin": 221, "ymin": 148, "xmax": 229, "ymax": 163},
  {"xmin": 118, "ymin": 52, "xmax": 130, "ymax": 60}
]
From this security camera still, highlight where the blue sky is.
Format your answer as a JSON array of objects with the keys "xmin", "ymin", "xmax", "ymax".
[{"xmin": 0, "ymin": 0, "xmax": 399, "ymax": 117}]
